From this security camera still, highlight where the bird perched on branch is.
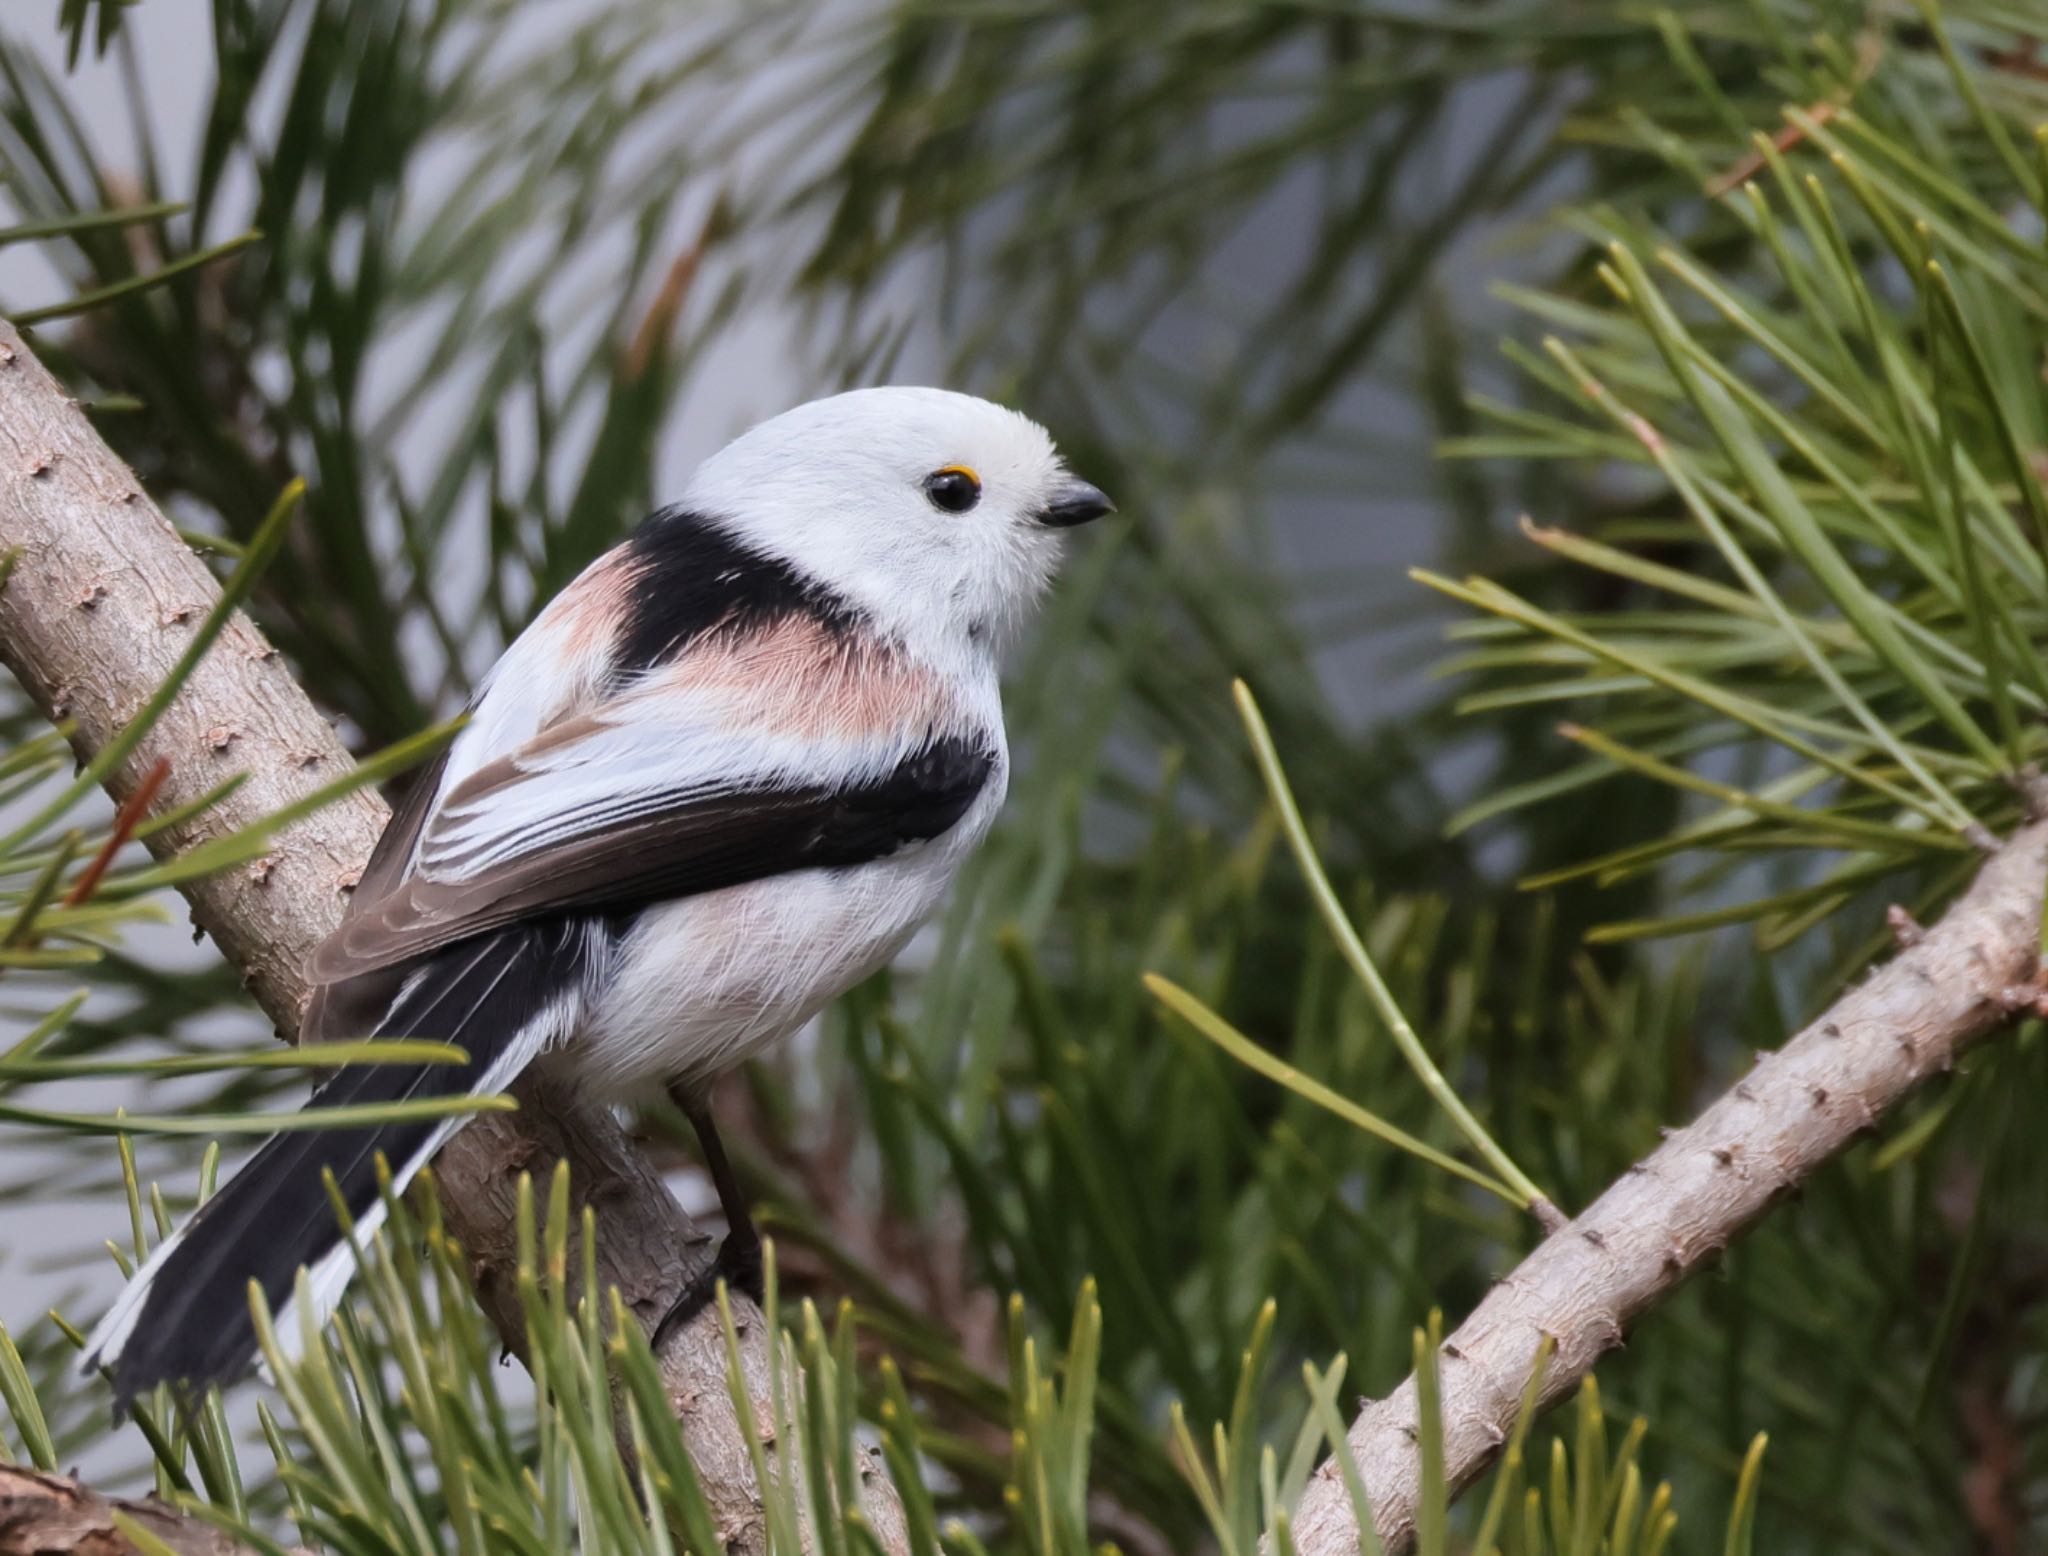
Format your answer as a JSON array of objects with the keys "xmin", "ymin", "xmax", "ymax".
[{"xmin": 83, "ymin": 386, "xmax": 1112, "ymax": 1406}]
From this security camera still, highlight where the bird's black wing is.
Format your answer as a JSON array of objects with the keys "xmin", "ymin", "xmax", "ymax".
[{"xmin": 308, "ymin": 730, "xmax": 993, "ymax": 993}]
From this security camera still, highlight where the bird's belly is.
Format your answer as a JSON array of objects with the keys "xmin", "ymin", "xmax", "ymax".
[{"xmin": 573, "ymin": 854, "xmax": 955, "ymax": 1094}]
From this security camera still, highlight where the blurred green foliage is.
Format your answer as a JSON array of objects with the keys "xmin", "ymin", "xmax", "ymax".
[
  {"xmin": 6, "ymin": 1159, "xmax": 1768, "ymax": 1555},
  {"xmin": 0, "ymin": 0, "xmax": 2045, "ymax": 1551}
]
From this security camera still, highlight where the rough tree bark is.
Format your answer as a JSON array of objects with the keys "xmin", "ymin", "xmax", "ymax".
[
  {"xmin": 1287, "ymin": 812, "xmax": 2048, "ymax": 1555},
  {"xmin": 0, "ymin": 318, "xmax": 907, "ymax": 1555},
  {"xmin": 0, "ymin": 1465, "xmax": 294, "ymax": 1556}
]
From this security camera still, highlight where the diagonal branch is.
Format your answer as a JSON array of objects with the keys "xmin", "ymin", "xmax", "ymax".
[
  {"xmin": 0, "ymin": 318, "xmax": 906, "ymax": 1555},
  {"xmin": 1288, "ymin": 815, "xmax": 2048, "ymax": 1555}
]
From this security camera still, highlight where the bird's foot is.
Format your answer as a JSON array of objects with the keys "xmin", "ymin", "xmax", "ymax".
[{"xmin": 651, "ymin": 1229, "xmax": 764, "ymax": 1350}]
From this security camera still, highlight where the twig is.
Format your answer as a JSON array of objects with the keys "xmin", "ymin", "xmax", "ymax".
[
  {"xmin": 1286, "ymin": 817, "xmax": 2048, "ymax": 1555},
  {"xmin": 0, "ymin": 317, "xmax": 908, "ymax": 1554},
  {"xmin": 63, "ymin": 753, "xmax": 171, "ymax": 907},
  {"xmin": 1702, "ymin": 31, "xmax": 1882, "ymax": 198}
]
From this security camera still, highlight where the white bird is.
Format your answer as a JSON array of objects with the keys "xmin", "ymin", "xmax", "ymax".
[{"xmin": 83, "ymin": 386, "xmax": 1113, "ymax": 1406}]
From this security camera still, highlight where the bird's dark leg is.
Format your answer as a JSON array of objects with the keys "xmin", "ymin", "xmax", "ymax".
[{"xmin": 652, "ymin": 1086, "xmax": 764, "ymax": 1349}]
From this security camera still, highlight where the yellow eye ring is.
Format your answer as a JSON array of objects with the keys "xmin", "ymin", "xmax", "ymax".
[{"xmin": 923, "ymin": 465, "xmax": 983, "ymax": 513}]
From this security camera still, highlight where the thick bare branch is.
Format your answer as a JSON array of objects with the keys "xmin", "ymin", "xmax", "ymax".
[
  {"xmin": 1289, "ymin": 818, "xmax": 2048, "ymax": 1555},
  {"xmin": 0, "ymin": 318, "xmax": 905, "ymax": 1554},
  {"xmin": 0, "ymin": 1464, "xmax": 287, "ymax": 1556}
]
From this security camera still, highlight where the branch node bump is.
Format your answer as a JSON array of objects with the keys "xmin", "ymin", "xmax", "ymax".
[
  {"xmin": 1994, "ymin": 974, "xmax": 2048, "ymax": 1019},
  {"xmin": 2008, "ymin": 763, "xmax": 2048, "ymax": 820}
]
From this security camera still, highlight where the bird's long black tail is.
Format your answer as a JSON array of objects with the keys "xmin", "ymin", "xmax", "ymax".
[{"xmin": 83, "ymin": 920, "xmax": 600, "ymax": 1409}]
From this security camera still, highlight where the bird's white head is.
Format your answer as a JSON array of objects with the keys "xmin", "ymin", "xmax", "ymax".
[{"xmin": 682, "ymin": 387, "xmax": 1112, "ymax": 660}]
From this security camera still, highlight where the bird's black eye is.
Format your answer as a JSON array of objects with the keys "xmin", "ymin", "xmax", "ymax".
[{"xmin": 923, "ymin": 465, "xmax": 982, "ymax": 514}]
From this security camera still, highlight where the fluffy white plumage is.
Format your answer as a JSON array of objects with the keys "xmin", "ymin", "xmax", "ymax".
[{"xmin": 686, "ymin": 386, "xmax": 1076, "ymax": 657}]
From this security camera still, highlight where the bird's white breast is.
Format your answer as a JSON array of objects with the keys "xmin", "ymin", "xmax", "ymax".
[{"xmin": 574, "ymin": 755, "xmax": 1006, "ymax": 1094}]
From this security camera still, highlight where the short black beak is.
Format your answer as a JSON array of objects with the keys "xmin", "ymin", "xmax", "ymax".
[{"xmin": 1039, "ymin": 477, "xmax": 1116, "ymax": 528}]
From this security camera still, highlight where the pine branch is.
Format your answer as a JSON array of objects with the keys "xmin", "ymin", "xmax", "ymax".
[
  {"xmin": 0, "ymin": 317, "xmax": 908, "ymax": 1555},
  {"xmin": 1288, "ymin": 810, "xmax": 2048, "ymax": 1555},
  {"xmin": 0, "ymin": 1463, "xmax": 287, "ymax": 1556}
]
